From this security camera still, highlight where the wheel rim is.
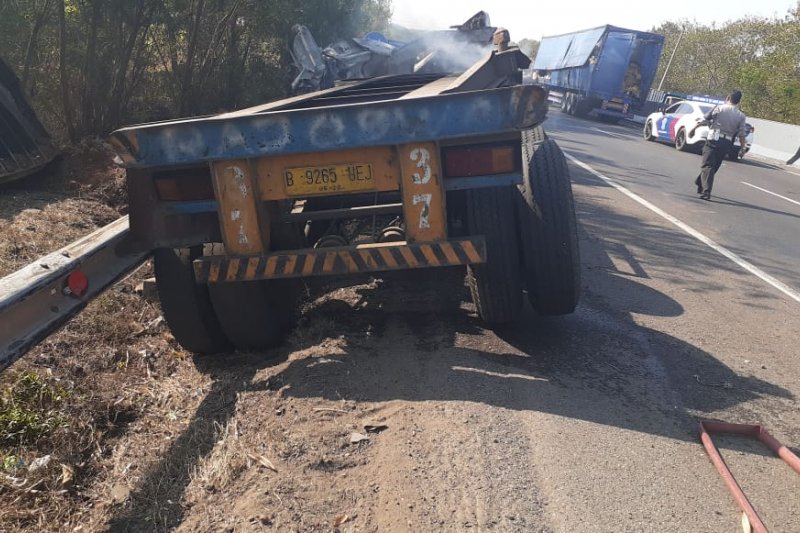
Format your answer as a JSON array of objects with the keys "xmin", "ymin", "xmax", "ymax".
[
  {"xmin": 676, "ymin": 131, "xmax": 685, "ymax": 149},
  {"xmin": 644, "ymin": 123, "xmax": 652, "ymax": 139}
]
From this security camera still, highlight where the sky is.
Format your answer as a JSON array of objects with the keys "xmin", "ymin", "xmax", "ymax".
[{"xmin": 390, "ymin": 0, "xmax": 798, "ymax": 40}]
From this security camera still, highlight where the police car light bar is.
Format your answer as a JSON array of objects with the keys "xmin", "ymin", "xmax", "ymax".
[{"xmin": 686, "ymin": 94, "xmax": 725, "ymax": 105}]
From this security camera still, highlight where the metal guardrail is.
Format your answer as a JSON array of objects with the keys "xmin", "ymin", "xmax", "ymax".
[{"xmin": 0, "ymin": 216, "xmax": 149, "ymax": 372}]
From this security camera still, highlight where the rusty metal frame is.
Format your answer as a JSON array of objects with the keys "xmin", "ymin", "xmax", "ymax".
[
  {"xmin": 699, "ymin": 420, "xmax": 800, "ymax": 533},
  {"xmin": 0, "ymin": 217, "xmax": 149, "ymax": 372}
]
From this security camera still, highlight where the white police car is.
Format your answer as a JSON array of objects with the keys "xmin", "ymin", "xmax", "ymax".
[{"xmin": 643, "ymin": 99, "xmax": 754, "ymax": 160}]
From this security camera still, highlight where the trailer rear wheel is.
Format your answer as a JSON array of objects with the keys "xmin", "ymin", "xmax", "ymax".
[
  {"xmin": 153, "ymin": 247, "xmax": 231, "ymax": 355},
  {"xmin": 465, "ymin": 187, "xmax": 523, "ymax": 324},
  {"xmin": 516, "ymin": 134, "xmax": 580, "ymax": 315},
  {"xmin": 562, "ymin": 93, "xmax": 575, "ymax": 115},
  {"xmin": 560, "ymin": 94, "xmax": 570, "ymax": 114},
  {"xmin": 206, "ymin": 244, "xmax": 296, "ymax": 351},
  {"xmin": 573, "ymin": 97, "xmax": 591, "ymax": 118}
]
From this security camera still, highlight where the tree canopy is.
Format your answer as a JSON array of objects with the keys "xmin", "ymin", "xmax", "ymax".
[
  {"xmin": 0, "ymin": 0, "xmax": 392, "ymax": 141},
  {"xmin": 652, "ymin": 3, "xmax": 800, "ymax": 124}
]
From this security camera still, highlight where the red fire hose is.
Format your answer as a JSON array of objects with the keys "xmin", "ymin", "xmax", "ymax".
[{"xmin": 699, "ymin": 421, "xmax": 800, "ymax": 533}]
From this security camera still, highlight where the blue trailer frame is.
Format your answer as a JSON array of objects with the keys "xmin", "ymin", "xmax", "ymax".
[{"xmin": 111, "ymin": 82, "xmax": 546, "ymax": 168}]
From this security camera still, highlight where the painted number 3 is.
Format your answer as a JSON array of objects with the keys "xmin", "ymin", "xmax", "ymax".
[{"xmin": 410, "ymin": 147, "xmax": 431, "ymax": 184}]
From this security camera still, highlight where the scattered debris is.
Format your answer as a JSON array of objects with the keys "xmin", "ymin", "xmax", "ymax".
[
  {"xmin": 60, "ymin": 463, "xmax": 74, "ymax": 486},
  {"xmin": 333, "ymin": 514, "xmax": 353, "ymax": 527},
  {"xmin": 314, "ymin": 407, "xmax": 350, "ymax": 414},
  {"xmin": 27, "ymin": 454, "xmax": 52, "ymax": 473},
  {"xmin": 363, "ymin": 423, "xmax": 388, "ymax": 434},
  {"xmin": 133, "ymin": 277, "xmax": 158, "ymax": 301},
  {"xmin": 349, "ymin": 432, "xmax": 370, "ymax": 444},
  {"xmin": 247, "ymin": 453, "xmax": 278, "ymax": 472},
  {"xmin": 693, "ymin": 374, "xmax": 734, "ymax": 389}
]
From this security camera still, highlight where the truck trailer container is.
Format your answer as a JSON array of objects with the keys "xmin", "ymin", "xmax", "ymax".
[{"xmin": 531, "ymin": 25, "xmax": 664, "ymax": 121}]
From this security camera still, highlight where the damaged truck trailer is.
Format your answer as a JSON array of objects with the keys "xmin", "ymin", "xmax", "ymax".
[
  {"xmin": 531, "ymin": 25, "xmax": 664, "ymax": 121},
  {"xmin": 107, "ymin": 16, "xmax": 581, "ymax": 354}
]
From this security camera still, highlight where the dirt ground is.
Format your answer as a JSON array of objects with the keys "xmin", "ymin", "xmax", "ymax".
[{"xmin": 0, "ymin": 150, "xmax": 541, "ymax": 532}]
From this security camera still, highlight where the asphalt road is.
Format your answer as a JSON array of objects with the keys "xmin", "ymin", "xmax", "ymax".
[
  {"xmin": 505, "ymin": 108, "xmax": 800, "ymax": 532},
  {"xmin": 546, "ymin": 109, "xmax": 800, "ymax": 296}
]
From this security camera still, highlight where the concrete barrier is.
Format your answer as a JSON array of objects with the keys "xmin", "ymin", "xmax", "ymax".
[{"xmin": 747, "ymin": 117, "xmax": 800, "ymax": 166}]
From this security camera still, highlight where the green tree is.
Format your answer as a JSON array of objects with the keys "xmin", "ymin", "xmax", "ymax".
[
  {"xmin": 652, "ymin": 3, "xmax": 800, "ymax": 123},
  {"xmin": 0, "ymin": 0, "xmax": 393, "ymax": 140}
]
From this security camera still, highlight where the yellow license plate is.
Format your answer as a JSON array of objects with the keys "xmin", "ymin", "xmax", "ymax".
[{"xmin": 283, "ymin": 163, "xmax": 374, "ymax": 196}]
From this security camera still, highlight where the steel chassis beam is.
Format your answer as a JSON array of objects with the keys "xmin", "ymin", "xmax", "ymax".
[{"xmin": 0, "ymin": 217, "xmax": 149, "ymax": 372}]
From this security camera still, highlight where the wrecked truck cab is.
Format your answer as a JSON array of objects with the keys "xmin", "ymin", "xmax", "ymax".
[
  {"xmin": 109, "ymin": 20, "xmax": 581, "ymax": 355},
  {"xmin": 0, "ymin": 58, "xmax": 59, "ymax": 185},
  {"xmin": 290, "ymin": 11, "xmax": 498, "ymax": 94}
]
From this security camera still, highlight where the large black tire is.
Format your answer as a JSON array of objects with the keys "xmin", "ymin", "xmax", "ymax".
[
  {"xmin": 562, "ymin": 93, "xmax": 574, "ymax": 115},
  {"xmin": 516, "ymin": 134, "xmax": 581, "ymax": 315},
  {"xmin": 153, "ymin": 247, "xmax": 231, "ymax": 355},
  {"xmin": 643, "ymin": 121, "xmax": 655, "ymax": 141},
  {"xmin": 573, "ymin": 96, "xmax": 591, "ymax": 118},
  {"xmin": 205, "ymin": 244, "xmax": 296, "ymax": 351},
  {"xmin": 465, "ymin": 187, "xmax": 523, "ymax": 324}
]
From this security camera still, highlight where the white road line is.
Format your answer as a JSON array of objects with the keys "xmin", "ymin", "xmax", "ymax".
[
  {"xmin": 741, "ymin": 181, "xmax": 800, "ymax": 208},
  {"xmin": 592, "ymin": 128, "xmax": 630, "ymax": 140},
  {"xmin": 565, "ymin": 152, "xmax": 800, "ymax": 304}
]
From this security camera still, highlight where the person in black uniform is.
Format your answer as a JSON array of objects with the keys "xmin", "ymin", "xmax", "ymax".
[{"xmin": 691, "ymin": 91, "xmax": 747, "ymax": 200}]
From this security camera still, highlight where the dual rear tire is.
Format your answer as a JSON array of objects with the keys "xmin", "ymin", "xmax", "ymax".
[
  {"xmin": 516, "ymin": 132, "xmax": 581, "ymax": 315},
  {"xmin": 154, "ymin": 245, "xmax": 296, "ymax": 355},
  {"xmin": 465, "ymin": 127, "xmax": 581, "ymax": 324}
]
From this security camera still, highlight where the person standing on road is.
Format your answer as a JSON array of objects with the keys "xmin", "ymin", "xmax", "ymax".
[{"xmin": 691, "ymin": 91, "xmax": 747, "ymax": 200}]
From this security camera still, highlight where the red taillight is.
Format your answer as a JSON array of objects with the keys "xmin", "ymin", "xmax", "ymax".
[
  {"xmin": 442, "ymin": 144, "xmax": 518, "ymax": 178},
  {"xmin": 153, "ymin": 168, "xmax": 215, "ymax": 201},
  {"xmin": 66, "ymin": 270, "xmax": 88, "ymax": 297}
]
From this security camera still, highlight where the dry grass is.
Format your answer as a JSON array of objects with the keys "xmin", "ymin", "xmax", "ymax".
[
  {"xmin": 0, "ymin": 148, "xmax": 195, "ymax": 531},
  {"xmin": 0, "ymin": 198, "xmax": 120, "ymax": 277},
  {"xmin": 189, "ymin": 420, "xmax": 249, "ymax": 493}
]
